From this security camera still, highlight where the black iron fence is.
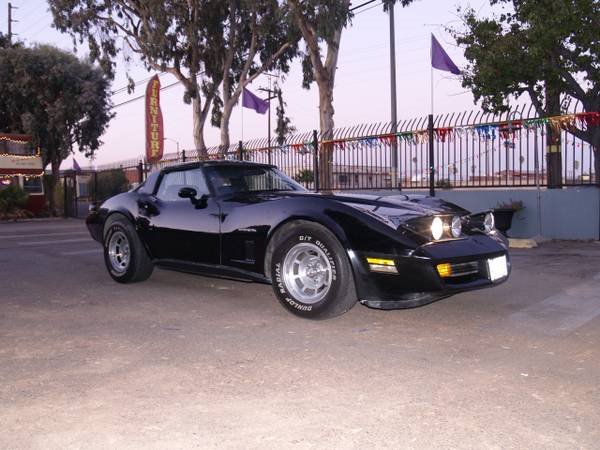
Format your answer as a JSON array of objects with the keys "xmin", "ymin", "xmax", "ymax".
[{"xmin": 78, "ymin": 103, "xmax": 598, "ymax": 205}]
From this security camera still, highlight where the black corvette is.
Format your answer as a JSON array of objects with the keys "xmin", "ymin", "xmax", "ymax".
[{"xmin": 87, "ymin": 160, "xmax": 510, "ymax": 318}]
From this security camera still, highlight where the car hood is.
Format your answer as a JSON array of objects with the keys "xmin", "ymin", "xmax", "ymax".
[{"xmin": 247, "ymin": 191, "xmax": 469, "ymax": 221}]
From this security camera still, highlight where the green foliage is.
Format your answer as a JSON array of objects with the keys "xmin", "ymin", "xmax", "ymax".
[
  {"xmin": 435, "ymin": 178, "xmax": 452, "ymax": 189},
  {"xmin": 289, "ymin": 0, "xmax": 353, "ymax": 89},
  {"xmin": 94, "ymin": 169, "xmax": 129, "ymax": 202},
  {"xmin": 0, "ymin": 45, "xmax": 114, "ymax": 167},
  {"xmin": 495, "ymin": 199, "xmax": 525, "ymax": 211},
  {"xmin": 453, "ymin": 0, "xmax": 599, "ymax": 120},
  {"xmin": 0, "ymin": 44, "xmax": 113, "ymax": 213},
  {"xmin": 49, "ymin": 0, "xmax": 300, "ymax": 153},
  {"xmin": 275, "ymin": 85, "xmax": 296, "ymax": 145},
  {"xmin": 294, "ymin": 169, "xmax": 314, "ymax": 183},
  {"xmin": 0, "ymin": 32, "xmax": 9, "ymax": 49},
  {"xmin": 0, "ymin": 184, "xmax": 29, "ymax": 213},
  {"xmin": 453, "ymin": 0, "xmax": 600, "ymax": 179}
]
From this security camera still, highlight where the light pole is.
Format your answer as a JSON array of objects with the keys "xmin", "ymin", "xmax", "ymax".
[
  {"xmin": 163, "ymin": 137, "xmax": 180, "ymax": 159},
  {"xmin": 388, "ymin": 0, "xmax": 399, "ymax": 189}
]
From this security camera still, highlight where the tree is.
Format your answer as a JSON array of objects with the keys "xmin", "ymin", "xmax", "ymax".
[
  {"xmin": 294, "ymin": 168, "xmax": 314, "ymax": 184},
  {"xmin": 49, "ymin": 0, "xmax": 226, "ymax": 158},
  {"xmin": 287, "ymin": 0, "xmax": 350, "ymax": 189},
  {"xmin": 288, "ymin": 0, "xmax": 414, "ymax": 189},
  {"xmin": 275, "ymin": 85, "xmax": 296, "ymax": 145},
  {"xmin": 0, "ymin": 45, "xmax": 113, "ymax": 213},
  {"xmin": 94, "ymin": 168, "xmax": 129, "ymax": 202},
  {"xmin": 50, "ymin": 0, "xmax": 298, "ymax": 159},
  {"xmin": 213, "ymin": 1, "xmax": 298, "ymax": 156},
  {"xmin": 453, "ymin": 0, "xmax": 600, "ymax": 187}
]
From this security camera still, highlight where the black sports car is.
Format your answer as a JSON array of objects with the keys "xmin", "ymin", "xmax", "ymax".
[{"xmin": 87, "ymin": 161, "xmax": 510, "ymax": 319}]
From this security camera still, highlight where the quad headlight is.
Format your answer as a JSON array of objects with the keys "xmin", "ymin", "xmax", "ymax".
[
  {"xmin": 431, "ymin": 217, "xmax": 444, "ymax": 240},
  {"xmin": 405, "ymin": 215, "xmax": 466, "ymax": 241},
  {"xmin": 451, "ymin": 215, "xmax": 462, "ymax": 238},
  {"xmin": 484, "ymin": 212, "xmax": 495, "ymax": 233}
]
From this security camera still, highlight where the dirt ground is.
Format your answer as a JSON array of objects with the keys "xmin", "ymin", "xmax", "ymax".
[{"xmin": 1, "ymin": 219, "xmax": 599, "ymax": 449}]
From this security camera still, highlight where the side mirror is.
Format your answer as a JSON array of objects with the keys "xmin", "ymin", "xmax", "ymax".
[
  {"xmin": 178, "ymin": 187, "xmax": 208, "ymax": 209},
  {"xmin": 178, "ymin": 187, "xmax": 198, "ymax": 199}
]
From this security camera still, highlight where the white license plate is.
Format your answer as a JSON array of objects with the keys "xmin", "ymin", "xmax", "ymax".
[{"xmin": 487, "ymin": 255, "xmax": 508, "ymax": 281}]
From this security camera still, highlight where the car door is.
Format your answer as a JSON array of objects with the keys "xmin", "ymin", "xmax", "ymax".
[
  {"xmin": 208, "ymin": 166, "xmax": 283, "ymax": 275},
  {"xmin": 138, "ymin": 167, "xmax": 220, "ymax": 264}
]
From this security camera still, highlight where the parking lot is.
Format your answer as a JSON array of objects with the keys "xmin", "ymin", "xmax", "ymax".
[{"xmin": 1, "ymin": 219, "xmax": 599, "ymax": 449}]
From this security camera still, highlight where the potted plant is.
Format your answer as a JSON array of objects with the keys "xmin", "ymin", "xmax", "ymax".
[{"xmin": 493, "ymin": 199, "xmax": 524, "ymax": 235}]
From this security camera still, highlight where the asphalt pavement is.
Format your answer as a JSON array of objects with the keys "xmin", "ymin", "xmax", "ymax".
[{"xmin": 1, "ymin": 219, "xmax": 599, "ymax": 449}]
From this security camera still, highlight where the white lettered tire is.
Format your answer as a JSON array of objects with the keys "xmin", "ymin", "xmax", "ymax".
[
  {"xmin": 103, "ymin": 214, "xmax": 154, "ymax": 283},
  {"xmin": 270, "ymin": 221, "xmax": 357, "ymax": 319}
]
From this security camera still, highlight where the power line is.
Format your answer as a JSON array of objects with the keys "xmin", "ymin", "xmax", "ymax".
[
  {"xmin": 111, "ymin": 72, "xmax": 167, "ymax": 96},
  {"xmin": 111, "ymin": 79, "xmax": 181, "ymax": 109},
  {"xmin": 350, "ymin": 0, "xmax": 378, "ymax": 12},
  {"xmin": 103, "ymin": 0, "xmax": 388, "ymax": 107},
  {"xmin": 354, "ymin": 1, "xmax": 383, "ymax": 15}
]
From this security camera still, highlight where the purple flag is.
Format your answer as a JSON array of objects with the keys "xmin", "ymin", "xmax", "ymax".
[
  {"xmin": 431, "ymin": 34, "xmax": 460, "ymax": 75},
  {"xmin": 72, "ymin": 158, "xmax": 82, "ymax": 172},
  {"xmin": 242, "ymin": 88, "xmax": 269, "ymax": 114}
]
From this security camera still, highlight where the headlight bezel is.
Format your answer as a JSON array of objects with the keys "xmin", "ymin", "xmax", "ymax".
[
  {"xmin": 451, "ymin": 215, "xmax": 462, "ymax": 238},
  {"xmin": 484, "ymin": 212, "xmax": 495, "ymax": 233},
  {"xmin": 403, "ymin": 215, "xmax": 466, "ymax": 242}
]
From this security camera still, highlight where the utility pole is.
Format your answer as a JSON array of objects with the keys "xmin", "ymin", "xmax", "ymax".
[
  {"xmin": 258, "ymin": 79, "xmax": 279, "ymax": 166},
  {"xmin": 388, "ymin": 1, "xmax": 399, "ymax": 190},
  {"xmin": 8, "ymin": 3, "xmax": 18, "ymax": 44}
]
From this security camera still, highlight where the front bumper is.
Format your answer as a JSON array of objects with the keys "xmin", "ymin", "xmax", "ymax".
[{"xmin": 349, "ymin": 233, "xmax": 510, "ymax": 309}]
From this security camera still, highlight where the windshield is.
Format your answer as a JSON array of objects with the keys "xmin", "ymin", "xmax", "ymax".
[{"xmin": 205, "ymin": 165, "xmax": 305, "ymax": 196}]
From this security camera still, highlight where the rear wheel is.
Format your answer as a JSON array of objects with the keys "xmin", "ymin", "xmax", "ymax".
[
  {"xmin": 270, "ymin": 221, "xmax": 357, "ymax": 319},
  {"xmin": 103, "ymin": 214, "xmax": 153, "ymax": 283}
]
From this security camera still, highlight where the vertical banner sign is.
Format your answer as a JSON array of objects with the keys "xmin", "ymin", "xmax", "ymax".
[{"xmin": 145, "ymin": 75, "xmax": 164, "ymax": 163}]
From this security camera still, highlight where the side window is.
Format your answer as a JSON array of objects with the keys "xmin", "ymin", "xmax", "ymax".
[{"xmin": 156, "ymin": 168, "xmax": 210, "ymax": 201}]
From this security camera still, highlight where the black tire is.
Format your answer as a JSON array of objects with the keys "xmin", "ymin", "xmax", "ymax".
[
  {"xmin": 270, "ymin": 221, "xmax": 357, "ymax": 319},
  {"xmin": 103, "ymin": 214, "xmax": 154, "ymax": 283}
]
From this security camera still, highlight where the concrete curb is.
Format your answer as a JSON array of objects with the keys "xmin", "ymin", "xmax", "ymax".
[
  {"xmin": 0, "ymin": 217, "xmax": 82, "ymax": 225},
  {"xmin": 509, "ymin": 238, "xmax": 538, "ymax": 249}
]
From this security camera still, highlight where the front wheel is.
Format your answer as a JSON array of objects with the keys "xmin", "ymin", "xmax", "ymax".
[
  {"xmin": 103, "ymin": 215, "xmax": 154, "ymax": 283},
  {"xmin": 270, "ymin": 222, "xmax": 357, "ymax": 319}
]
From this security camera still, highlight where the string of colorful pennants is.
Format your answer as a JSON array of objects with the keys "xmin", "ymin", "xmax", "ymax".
[{"xmin": 246, "ymin": 111, "xmax": 599, "ymax": 154}]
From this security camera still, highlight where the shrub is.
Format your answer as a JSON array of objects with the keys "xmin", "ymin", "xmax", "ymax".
[
  {"xmin": 93, "ymin": 169, "xmax": 129, "ymax": 202},
  {"xmin": 0, "ymin": 184, "xmax": 28, "ymax": 213},
  {"xmin": 0, "ymin": 184, "xmax": 32, "ymax": 220},
  {"xmin": 435, "ymin": 178, "xmax": 452, "ymax": 189}
]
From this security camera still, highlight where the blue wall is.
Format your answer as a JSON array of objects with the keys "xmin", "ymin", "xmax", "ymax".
[{"xmin": 361, "ymin": 187, "xmax": 600, "ymax": 240}]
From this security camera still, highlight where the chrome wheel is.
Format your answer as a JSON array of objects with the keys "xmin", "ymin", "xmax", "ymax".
[
  {"xmin": 107, "ymin": 231, "xmax": 130, "ymax": 273},
  {"xmin": 282, "ymin": 242, "xmax": 333, "ymax": 304}
]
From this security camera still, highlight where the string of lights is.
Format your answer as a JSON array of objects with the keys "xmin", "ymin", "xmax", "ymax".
[
  {"xmin": 0, "ymin": 172, "xmax": 44, "ymax": 180},
  {"xmin": 0, "ymin": 136, "xmax": 32, "ymax": 145}
]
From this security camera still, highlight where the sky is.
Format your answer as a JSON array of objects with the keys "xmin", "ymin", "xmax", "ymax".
[{"xmin": 1, "ymin": 0, "xmax": 499, "ymax": 167}]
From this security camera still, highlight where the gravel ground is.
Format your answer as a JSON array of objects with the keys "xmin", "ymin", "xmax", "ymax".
[{"xmin": 1, "ymin": 219, "xmax": 599, "ymax": 449}]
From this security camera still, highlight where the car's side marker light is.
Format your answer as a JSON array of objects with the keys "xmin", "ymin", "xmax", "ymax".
[{"xmin": 367, "ymin": 257, "xmax": 398, "ymax": 274}]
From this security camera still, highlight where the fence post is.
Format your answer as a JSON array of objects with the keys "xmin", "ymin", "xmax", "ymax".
[
  {"xmin": 268, "ymin": 144, "xmax": 272, "ymax": 166},
  {"xmin": 137, "ymin": 161, "xmax": 143, "ymax": 184},
  {"xmin": 428, "ymin": 114, "xmax": 435, "ymax": 197},
  {"xmin": 93, "ymin": 171, "xmax": 98, "ymax": 205},
  {"xmin": 182, "ymin": 149, "xmax": 187, "ymax": 162},
  {"xmin": 238, "ymin": 140, "xmax": 243, "ymax": 161},
  {"xmin": 312, "ymin": 130, "xmax": 319, "ymax": 192},
  {"xmin": 63, "ymin": 174, "xmax": 68, "ymax": 218}
]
